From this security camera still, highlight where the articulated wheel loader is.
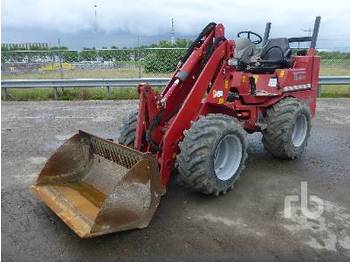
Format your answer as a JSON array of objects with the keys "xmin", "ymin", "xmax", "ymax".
[{"xmin": 32, "ymin": 17, "xmax": 321, "ymax": 238}]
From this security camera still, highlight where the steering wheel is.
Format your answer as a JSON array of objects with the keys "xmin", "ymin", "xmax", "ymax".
[{"xmin": 237, "ymin": 31, "xmax": 263, "ymax": 44}]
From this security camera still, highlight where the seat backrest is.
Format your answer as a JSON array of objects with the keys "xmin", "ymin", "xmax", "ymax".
[
  {"xmin": 234, "ymin": 38, "xmax": 256, "ymax": 64},
  {"xmin": 260, "ymin": 38, "xmax": 291, "ymax": 62}
]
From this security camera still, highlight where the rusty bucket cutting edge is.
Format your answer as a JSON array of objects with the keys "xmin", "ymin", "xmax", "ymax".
[{"xmin": 31, "ymin": 130, "xmax": 164, "ymax": 238}]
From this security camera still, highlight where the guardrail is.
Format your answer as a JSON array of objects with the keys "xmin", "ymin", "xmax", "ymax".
[
  {"xmin": 1, "ymin": 78, "xmax": 169, "ymax": 99},
  {"xmin": 317, "ymin": 76, "xmax": 350, "ymax": 85},
  {"xmin": 2, "ymin": 76, "xmax": 350, "ymax": 99}
]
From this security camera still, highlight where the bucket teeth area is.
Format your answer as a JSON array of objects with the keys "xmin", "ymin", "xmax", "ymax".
[{"xmin": 32, "ymin": 184, "xmax": 101, "ymax": 238}]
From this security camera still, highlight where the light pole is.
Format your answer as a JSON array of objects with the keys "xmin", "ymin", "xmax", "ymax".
[
  {"xmin": 302, "ymin": 28, "xmax": 312, "ymax": 37},
  {"xmin": 58, "ymin": 38, "xmax": 64, "ymax": 96},
  {"xmin": 299, "ymin": 28, "xmax": 312, "ymax": 49},
  {"xmin": 94, "ymin": 4, "xmax": 98, "ymax": 49},
  {"xmin": 58, "ymin": 38, "xmax": 63, "ymax": 79},
  {"xmin": 137, "ymin": 35, "xmax": 141, "ymax": 77},
  {"xmin": 171, "ymin": 18, "xmax": 175, "ymax": 45}
]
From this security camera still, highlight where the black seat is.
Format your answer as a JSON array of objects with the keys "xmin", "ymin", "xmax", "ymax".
[
  {"xmin": 250, "ymin": 38, "xmax": 292, "ymax": 73},
  {"xmin": 260, "ymin": 38, "xmax": 291, "ymax": 62}
]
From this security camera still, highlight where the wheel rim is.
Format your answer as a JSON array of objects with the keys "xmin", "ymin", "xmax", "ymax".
[
  {"xmin": 214, "ymin": 134, "xmax": 243, "ymax": 181},
  {"xmin": 291, "ymin": 114, "xmax": 308, "ymax": 147}
]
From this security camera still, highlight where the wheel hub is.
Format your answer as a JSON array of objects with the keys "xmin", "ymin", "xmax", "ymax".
[
  {"xmin": 291, "ymin": 114, "xmax": 308, "ymax": 147},
  {"xmin": 214, "ymin": 134, "xmax": 242, "ymax": 181}
]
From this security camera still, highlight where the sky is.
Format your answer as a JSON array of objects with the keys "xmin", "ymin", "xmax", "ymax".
[{"xmin": 2, "ymin": 0, "xmax": 350, "ymax": 50}]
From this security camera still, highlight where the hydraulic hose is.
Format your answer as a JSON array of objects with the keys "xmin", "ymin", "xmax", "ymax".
[
  {"xmin": 180, "ymin": 22, "xmax": 217, "ymax": 64},
  {"xmin": 201, "ymin": 36, "xmax": 226, "ymax": 69},
  {"xmin": 146, "ymin": 111, "xmax": 163, "ymax": 152}
]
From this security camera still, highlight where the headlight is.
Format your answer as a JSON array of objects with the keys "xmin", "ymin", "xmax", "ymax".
[{"xmin": 228, "ymin": 58, "xmax": 239, "ymax": 66}]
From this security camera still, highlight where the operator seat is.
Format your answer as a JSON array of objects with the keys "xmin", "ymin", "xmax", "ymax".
[
  {"xmin": 234, "ymin": 38, "xmax": 256, "ymax": 64},
  {"xmin": 251, "ymin": 38, "xmax": 292, "ymax": 73}
]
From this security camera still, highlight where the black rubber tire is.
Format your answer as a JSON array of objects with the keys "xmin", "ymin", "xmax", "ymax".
[
  {"xmin": 262, "ymin": 97, "xmax": 311, "ymax": 159},
  {"xmin": 176, "ymin": 114, "xmax": 248, "ymax": 196},
  {"xmin": 118, "ymin": 110, "xmax": 138, "ymax": 148}
]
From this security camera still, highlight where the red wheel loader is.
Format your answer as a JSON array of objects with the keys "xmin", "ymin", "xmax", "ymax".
[{"xmin": 32, "ymin": 17, "xmax": 321, "ymax": 238}]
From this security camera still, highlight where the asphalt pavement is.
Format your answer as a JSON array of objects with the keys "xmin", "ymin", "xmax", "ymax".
[{"xmin": 2, "ymin": 99, "xmax": 350, "ymax": 261}]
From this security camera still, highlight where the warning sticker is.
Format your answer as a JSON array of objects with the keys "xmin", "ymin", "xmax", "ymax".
[
  {"xmin": 213, "ymin": 90, "xmax": 223, "ymax": 98},
  {"xmin": 268, "ymin": 78, "xmax": 278, "ymax": 87}
]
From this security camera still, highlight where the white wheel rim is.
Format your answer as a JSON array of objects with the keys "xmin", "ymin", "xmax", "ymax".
[
  {"xmin": 214, "ymin": 134, "xmax": 243, "ymax": 181},
  {"xmin": 291, "ymin": 114, "xmax": 308, "ymax": 147}
]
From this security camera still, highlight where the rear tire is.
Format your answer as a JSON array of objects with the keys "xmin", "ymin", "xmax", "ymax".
[
  {"xmin": 176, "ymin": 114, "xmax": 248, "ymax": 196},
  {"xmin": 262, "ymin": 97, "xmax": 311, "ymax": 159},
  {"xmin": 118, "ymin": 110, "xmax": 137, "ymax": 148}
]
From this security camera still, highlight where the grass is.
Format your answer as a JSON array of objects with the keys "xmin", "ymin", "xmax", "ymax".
[
  {"xmin": 319, "ymin": 85, "xmax": 350, "ymax": 98},
  {"xmin": 2, "ymin": 62, "xmax": 349, "ymax": 100},
  {"xmin": 4, "ymin": 88, "xmax": 140, "ymax": 101},
  {"xmin": 2, "ymin": 62, "xmax": 350, "ymax": 80},
  {"xmin": 320, "ymin": 63, "xmax": 350, "ymax": 76},
  {"xmin": 2, "ymin": 68, "xmax": 171, "ymax": 80},
  {"xmin": 3, "ymin": 86, "xmax": 348, "ymax": 101}
]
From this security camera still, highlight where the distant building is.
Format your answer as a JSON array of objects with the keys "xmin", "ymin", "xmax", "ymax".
[{"xmin": 1, "ymin": 42, "xmax": 49, "ymax": 50}]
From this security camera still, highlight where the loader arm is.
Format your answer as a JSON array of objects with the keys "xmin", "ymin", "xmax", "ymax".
[
  {"xmin": 134, "ymin": 24, "xmax": 220, "ymax": 153},
  {"xmin": 160, "ymin": 39, "xmax": 231, "ymax": 186},
  {"xmin": 134, "ymin": 23, "xmax": 232, "ymax": 186}
]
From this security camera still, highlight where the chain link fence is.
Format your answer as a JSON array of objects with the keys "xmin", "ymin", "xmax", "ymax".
[
  {"xmin": 1, "ymin": 48, "xmax": 350, "ymax": 79},
  {"xmin": 1, "ymin": 48, "xmax": 187, "ymax": 79},
  {"xmin": 317, "ymin": 51, "xmax": 350, "ymax": 76}
]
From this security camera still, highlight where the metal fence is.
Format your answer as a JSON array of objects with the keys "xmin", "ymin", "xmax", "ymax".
[
  {"xmin": 2, "ymin": 76, "xmax": 349, "ymax": 100},
  {"xmin": 2, "ymin": 48, "xmax": 350, "ymax": 79},
  {"xmin": 2, "ymin": 47, "xmax": 349, "ymax": 99},
  {"xmin": 1, "ymin": 48, "xmax": 187, "ymax": 78}
]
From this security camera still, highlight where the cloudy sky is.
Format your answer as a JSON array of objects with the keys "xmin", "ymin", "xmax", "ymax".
[{"xmin": 2, "ymin": 0, "xmax": 350, "ymax": 50}]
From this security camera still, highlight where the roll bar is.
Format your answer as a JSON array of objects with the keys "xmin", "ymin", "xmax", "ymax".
[
  {"xmin": 288, "ymin": 16, "xmax": 321, "ymax": 49},
  {"xmin": 262, "ymin": 22, "xmax": 272, "ymax": 46},
  {"xmin": 261, "ymin": 16, "xmax": 321, "ymax": 49}
]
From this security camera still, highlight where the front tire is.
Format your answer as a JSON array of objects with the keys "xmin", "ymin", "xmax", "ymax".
[
  {"xmin": 176, "ymin": 114, "xmax": 248, "ymax": 196},
  {"xmin": 118, "ymin": 110, "xmax": 137, "ymax": 148},
  {"xmin": 262, "ymin": 97, "xmax": 311, "ymax": 159}
]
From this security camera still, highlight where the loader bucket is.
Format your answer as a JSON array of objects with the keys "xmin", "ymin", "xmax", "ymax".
[{"xmin": 31, "ymin": 130, "xmax": 164, "ymax": 238}]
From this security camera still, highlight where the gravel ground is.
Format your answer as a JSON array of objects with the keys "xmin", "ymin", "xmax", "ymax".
[{"xmin": 2, "ymin": 99, "xmax": 350, "ymax": 261}]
